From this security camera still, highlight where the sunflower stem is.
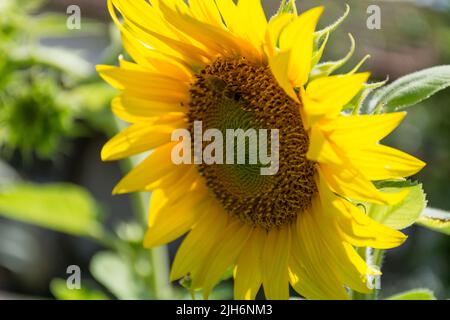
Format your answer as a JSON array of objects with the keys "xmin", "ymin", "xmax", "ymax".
[
  {"xmin": 352, "ymin": 247, "xmax": 384, "ymax": 300},
  {"xmin": 371, "ymin": 248, "xmax": 385, "ymax": 300},
  {"xmin": 136, "ymin": 191, "xmax": 173, "ymax": 299}
]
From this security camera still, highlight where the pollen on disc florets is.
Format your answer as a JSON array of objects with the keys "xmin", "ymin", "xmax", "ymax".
[{"xmin": 187, "ymin": 57, "xmax": 317, "ymax": 230}]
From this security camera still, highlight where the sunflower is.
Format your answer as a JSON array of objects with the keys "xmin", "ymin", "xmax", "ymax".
[{"xmin": 97, "ymin": 0, "xmax": 425, "ymax": 300}]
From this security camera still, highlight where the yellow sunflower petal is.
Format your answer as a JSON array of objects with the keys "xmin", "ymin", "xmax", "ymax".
[
  {"xmin": 307, "ymin": 125, "xmax": 343, "ymax": 165},
  {"xmin": 342, "ymin": 145, "xmax": 426, "ymax": 181},
  {"xmin": 144, "ymin": 183, "xmax": 208, "ymax": 248},
  {"xmin": 288, "ymin": 271, "xmax": 324, "ymax": 300},
  {"xmin": 146, "ymin": 164, "xmax": 196, "ymax": 193},
  {"xmin": 120, "ymin": 29, "xmax": 154, "ymax": 69},
  {"xmin": 189, "ymin": 0, "xmax": 223, "ymax": 27},
  {"xmin": 170, "ymin": 200, "xmax": 228, "ymax": 281},
  {"xmin": 112, "ymin": 142, "xmax": 178, "ymax": 194},
  {"xmin": 319, "ymin": 112, "xmax": 407, "ymax": 146},
  {"xmin": 111, "ymin": 95, "xmax": 185, "ymax": 123},
  {"xmin": 296, "ymin": 211, "xmax": 350, "ymax": 299},
  {"xmin": 158, "ymin": 1, "xmax": 250, "ymax": 59},
  {"xmin": 319, "ymin": 163, "xmax": 409, "ymax": 205},
  {"xmin": 111, "ymin": 0, "xmax": 211, "ymax": 68},
  {"xmin": 234, "ymin": 228, "xmax": 266, "ymax": 300},
  {"xmin": 334, "ymin": 197, "xmax": 407, "ymax": 249},
  {"xmin": 324, "ymin": 238, "xmax": 376, "ymax": 294},
  {"xmin": 309, "ymin": 194, "xmax": 373, "ymax": 293},
  {"xmin": 147, "ymin": 168, "xmax": 201, "ymax": 224},
  {"xmin": 328, "ymin": 245, "xmax": 373, "ymax": 294},
  {"xmin": 108, "ymin": 0, "xmax": 193, "ymax": 63},
  {"xmin": 137, "ymin": 25, "xmax": 213, "ymax": 67},
  {"xmin": 269, "ymin": 50, "xmax": 299, "ymax": 102},
  {"xmin": 236, "ymin": 0, "xmax": 267, "ymax": 52},
  {"xmin": 302, "ymin": 73, "xmax": 370, "ymax": 125},
  {"xmin": 214, "ymin": 0, "xmax": 240, "ymax": 32},
  {"xmin": 101, "ymin": 117, "xmax": 186, "ymax": 161},
  {"xmin": 264, "ymin": 13, "xmax": 295, "ymax": 58},
  {"xmin": 289, "ymin": 224, "xmax": 337, "ymax": 299},
  {"xmin": 152, "ymin": 0, "xmax": 190, "ymax": 13},
  {"xmin": 194, "ymin": 219, "xmax": 252, "ymax": 299},
  {"xmin": 118, "ymin": 56, "xmax": 144, "ymax": 70},
  {"xmin": 262, "ymin": 226, "xmax": 291, "ymax": 300},
  {"xmin": 317, "ymin": 173, "xmax": 406, "ymax": 247},
  {"xmin": 120, "ymin": 28, "xmax": 194, "ymax": 80},
  {"xmin": 289, "ymin": 263, "xmax": 327, "ymax": 300},
  {"xmin": 113, "ymin": 0, "xmax": 180, "ymax": 40},
  {"xmin": 96, "ymin": 65, "xmax": 189, "ymax": 103},
  {"xmin": 309, "ymin": 112, "xmax": 425, "ymax": 180},
  {"xmin": 279, "ymin": 7, "xmax": 324, "ymax": 87}
]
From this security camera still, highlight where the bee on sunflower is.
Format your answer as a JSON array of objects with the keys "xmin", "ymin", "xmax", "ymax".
[{"xmin": 97, "ymin": 0, "xmax": 425, "ymax": 300}]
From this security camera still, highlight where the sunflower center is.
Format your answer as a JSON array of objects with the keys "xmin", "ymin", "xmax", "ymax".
[{"xmin": 187, "ymin": 57, "xmax": 317, "ymax": 230}]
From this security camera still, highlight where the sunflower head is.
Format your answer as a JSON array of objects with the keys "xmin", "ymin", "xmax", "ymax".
[
  {"xmin": 98, "ymin": 0, "xmax": 425, "ymax": 300},
  {"xmin": 188, "ymin": 57, "xmax": 316, "ymax": 229}
]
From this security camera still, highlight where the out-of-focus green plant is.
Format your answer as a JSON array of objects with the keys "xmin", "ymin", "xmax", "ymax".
[
  {"xmin": 0, "ymin": 182, "xmax": 104, "ymax": 238},
  {"xmin": 0, "ymin": 0, "xmax": 115, "ymax": 160},
  {"xmin": 0, "ymin": 0, "xmax": 186, "ymax": 301},
  {"xmin": 0, "ymin": 74, "xmax": 74, "ymax": 158},
  {"xmin": 50, "ymin": 278, "xmax": 109, "ymax": 300}
]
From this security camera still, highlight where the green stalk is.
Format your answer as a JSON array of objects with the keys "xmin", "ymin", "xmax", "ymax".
[
  {"xmin": 134, "ymin": 190, "xmax": 173, "ymax": 299},
  {"xmin": 352, "ymin": 247, "xmax": 385, "ymax": 300}
]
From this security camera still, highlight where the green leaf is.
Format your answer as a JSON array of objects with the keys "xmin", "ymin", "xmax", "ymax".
[
  {"xmin": 0, "ymin": 183, "xmax": 103, "ymax": 237},
  {"xmin": 416, "ymin": 207, "xmax": 450, "ymax": 236},
  {"xmin": 277, "ymin": 0, "xmax": 297, "ymax": 15},
  {"xmin": 365, "ymin": 184, "xmax": 426, "ymax": 230},
  {"xmin": 387, "ymin": 289, "xmax": 436, "ymax": 300},
  {"xmin": 50, "ymin": 278, "xmax": 108, "ymax": 300},
  {"xmin": 90, "ymin": 251, "xmax": 145, "ymax": 300},
  {"xmin": 368, "ymin": 65, "xmax": 450, "ymax": 113}
]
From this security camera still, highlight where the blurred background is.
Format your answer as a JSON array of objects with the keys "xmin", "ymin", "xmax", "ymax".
[{"xmin": 0, "ymin": 0, "xmax": 448, "ymax": 299}]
